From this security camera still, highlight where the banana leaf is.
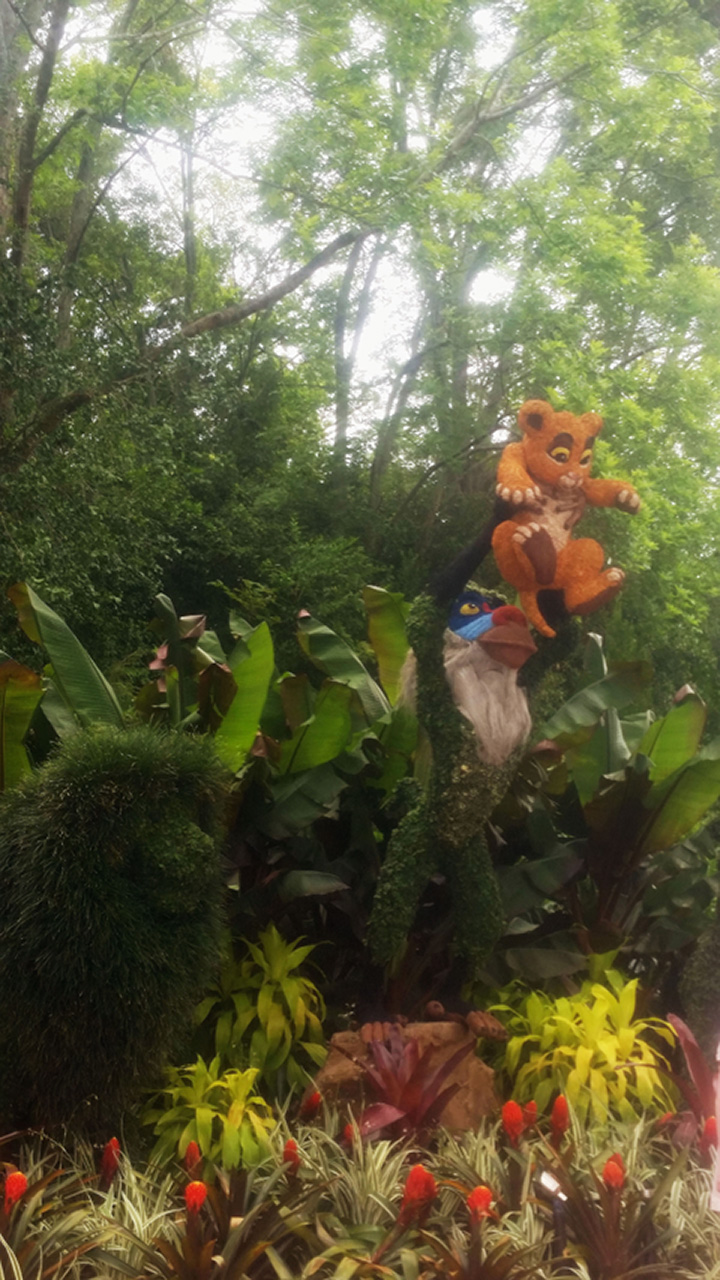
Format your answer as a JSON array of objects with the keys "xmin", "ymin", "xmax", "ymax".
[
  {"xmin": 214, "ymin": 622, "xmax": 274, "ymax": 772},
  {"xmin": 277, "ymin": 681, "xmax": 354, "ymax": 774},
  {"xmin": 639, "ymin": 690, "xmax": 707, "ymax": 782},
  {"xmin": 362, "ymin": 585, "xmax": 409, "ymax": 705},
  {"xmin": 8, "ymin": 582, "xmax": 124, "ymax": 729},
  {"xmin": 297, "ymin": 615, "xmax": 388, "ymax": 724},
  {"xmin": 541, "ymin": 659, "xmax": 652, "ymax": 740},
  {"xmin": 0, "ymin": 659, "xmax": 43, "ymax": 791}
]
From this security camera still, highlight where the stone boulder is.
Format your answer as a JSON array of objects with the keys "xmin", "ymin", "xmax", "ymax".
[{"xmin": 313, "ymin": 1021, "xmax": 497, "ymax": 1132}]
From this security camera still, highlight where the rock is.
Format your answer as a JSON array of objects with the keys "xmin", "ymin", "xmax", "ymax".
[{"xmin": 313, "ymin": 1021, "xmax": 497, "ymax": 1132}]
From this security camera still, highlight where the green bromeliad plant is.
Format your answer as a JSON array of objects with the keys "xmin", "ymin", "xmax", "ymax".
[
  {"xmin": 193, "ymin": 926, "xmax": 327, "ymax": 1097},
  {"xmin": 141, "ymin": 1057, "xmax": 275, "ymax": 1170},
  {"xmin": 489, "ymin": 971, "xmax": 678, "ymax": 1123}
]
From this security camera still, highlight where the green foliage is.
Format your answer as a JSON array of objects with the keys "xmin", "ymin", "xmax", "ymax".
[
  {"xmin": 490, "ymin": 974, "xmax": 677, "ymax": 1124},
  {"xmin": 141, "ymin": 1057, "xmax": 274, "ymax": 1170},
  {"xmin": 0, "ymin": 726, "xmax": 227, "ymax": 1132},
  {"xmin": 194, "ymin": 926, "xmax": 327, "ymax": 1097},
  {"xmin": 484, "ymin": 636, "xmax": 720, "ymax": 988}
]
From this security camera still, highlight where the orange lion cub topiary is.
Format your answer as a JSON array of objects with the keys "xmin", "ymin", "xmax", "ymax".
[{"xmin": 492, "ymin": 399, "xmax": 640, "ymax": 637}]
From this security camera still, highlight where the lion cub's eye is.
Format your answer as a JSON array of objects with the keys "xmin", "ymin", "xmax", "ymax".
[
  {"xmin": 460, "ymin": 602, "xmax": 480, "ymax": 615},
  {"xmin": 580, "ymin": 449, "xmax": 593, "ymax": 466},
  {"xmin": 549, "ymin": 446, "xmax": 570, "ymax": 463}
]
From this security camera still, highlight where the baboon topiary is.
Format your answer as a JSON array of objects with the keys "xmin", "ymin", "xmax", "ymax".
[{"xmin": 0, "ymin": 726, "xmax": 228, "ymax": 1133}]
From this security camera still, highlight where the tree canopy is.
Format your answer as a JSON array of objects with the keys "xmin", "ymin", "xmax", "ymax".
[{"xmin": 2, "ymin": 0, "xmax": 720, "ymax": 710}]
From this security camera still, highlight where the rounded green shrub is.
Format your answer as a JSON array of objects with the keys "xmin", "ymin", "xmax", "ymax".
[{"xmin": 0, "ymin": 725, "xmax": 228, "ymax": 1133}]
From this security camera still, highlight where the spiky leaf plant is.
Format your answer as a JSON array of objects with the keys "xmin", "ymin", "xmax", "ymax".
[{"xmin": 0, "ymin": 726, "xmax": 227, "ymax": 1133}]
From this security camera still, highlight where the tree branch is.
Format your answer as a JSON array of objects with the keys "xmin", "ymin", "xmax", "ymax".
[
  {"xmin": 31, "ymin": 108, "xmax": 88, "ymax": 171},
  {"xmin": 6, "ymin": 230, "xmax": 369, "ymax": 470}
]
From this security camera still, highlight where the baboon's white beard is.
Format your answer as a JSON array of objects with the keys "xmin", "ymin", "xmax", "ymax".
[{"xmin": 400, "ymin": 630, "xmax": 532, "ymax": 767}]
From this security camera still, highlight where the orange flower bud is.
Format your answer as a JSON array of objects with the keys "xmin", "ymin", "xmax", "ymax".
[
  {"xmin": 467, "ymin": 1184, "xmax": 494, "ymax": 1223},
  {"xmin": 300, "ymin": 1090, "xmax": 322, "ymax": 1120},
  {"xmin": 183, "ymin": 1141, "xmax": 201, "ymax": 1174},
  {"xmin": 501, "ymin": 1100, "xmax": 525, "ymax": 1146},
  {"xmin": 550, "ymin": 1095, "xmax": 569, "ymax": 1138},
  {"xmin": 602, "ymin": 1155, "xmax": 624, "ymax": 1190},
  {"xmin": 100, "ymin": 1137, "xmax": 120, "ymax": 1189},
  {"xmin": 398, "ymin": 1164, "xmax": 437, "ymax": 1227},
  {"xmin": 184, "ymin": 1181, "xmax": 207, "ymax": 1214},
  {"xmin": 4, "ymin": 1170, "xmax": 27, "ymax": 1213}
]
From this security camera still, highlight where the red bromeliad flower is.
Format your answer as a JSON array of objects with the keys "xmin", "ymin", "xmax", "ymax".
[
  {"xmin": 99, "ymin": 1137, "xmax": 120, "ymax": 1189},
  {"xmin": 602, "ymin": 1154, "xmax": 625, "ymax": 1190},
  {"xmin": 550, "ymin": 1094, "xmax": 569, "ymax": 1144},
  {"xmin": 342, "ymin": 1123, "xmax": 355, "ymax": 1146},
  {"xmin": 184, "ymin": 1141, "xmax": 202, "ymax": 1175},
  {"xmin": 283, "ymin": 1138, "xmax": 301, "ymax": 1175},
  {"xmin": 184, "ymin": 1181, "xmax": 208, "ymax": 1214},
  {"xmin": 522, "ymin": 1101, "xmax": 537, "ymax": 1128},
  {"xmin": 3, "ymin": 1170, "xmax": 28, "ymax": 1213},
  {"xmin": 398, "ymin": 1164, "xmax": 437, "ymax": 1227},
  {"xmin": 299, "ymin": 1090, "xmax": 322, "ymax": 1120},
  {"xmin": 467, "ymin": 1185, "xmax": 494, "ymax": 1223},
  {"xmin": 501, "ymin": 1100, "xmax": 526, "ymax": 1147}
]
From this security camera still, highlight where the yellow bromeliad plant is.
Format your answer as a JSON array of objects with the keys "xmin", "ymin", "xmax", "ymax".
[
  {"xmin": 489, "ymin": 972, "xmax": 677, "ymax": 1124},
  {"xmin": 142, "ymin": 1057, "xmax": 275, "ymax": 1169}
]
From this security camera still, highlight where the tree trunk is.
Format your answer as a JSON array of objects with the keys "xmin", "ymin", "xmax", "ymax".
[
  {"xmin": 0, "ymin": 0, "xmax": 45, "ymax": 239},
  {"xmin": 11, "ymin": 0, "xmax": 72, "ymax": 268}
]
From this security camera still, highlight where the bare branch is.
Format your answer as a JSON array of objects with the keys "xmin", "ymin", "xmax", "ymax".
[
  {"xmin": 30, "ymin": 107, "xmax": 87, "ymax": 171},
  {"xmin": 6, "ymin": 230, "xmax": 369, "ymax": 471}
]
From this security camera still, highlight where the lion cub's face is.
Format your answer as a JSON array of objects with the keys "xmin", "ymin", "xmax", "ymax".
[{"xmin": 518, "ymin": 399, "xmax": 603, "ymax": 489}]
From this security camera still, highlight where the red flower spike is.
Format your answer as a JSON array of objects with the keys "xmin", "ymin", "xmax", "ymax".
[
  {"xmin": 522, "ymin": 1101, "xmax": 537, "ymax": 1127},
  {"xmin": 501, "ymin": 1099, "xmax": 525, "ymax": 1147},
  {"xmin": 283, "ymin": 1138, "xmax": 300, "ymax": 1175},
  {"xmin": 299, "ymin": 1090, "xmax": 322, "ymax": 1120},
  {"xmin": 184, "ymin": 1141, "xmax": 201, "ymax": 1175},
  {"xmin": 398, "ymin": 1164, "xmax": 437, "ymax": 1227},
  {"xmin": 99, "ymin": 1137, "xmax": 120, "ymax": 1189},
  {"xmin": 467, "ymin": 1185, "xmax": 494, "ymax": 1223},
  {"xmin": 342, "ymin": 1123, "xmax": 354, "ymax": 1147},
  {"xmin": 184, "ymin": 1181, "xmax": 207, "ymax": 1214},
  {"xmin": 602, "ymin": 1155, "xmax": 625, "ymax": 1190},
  {"xmin": 4, "ymin": 1171, "xmax": 28, "ymax": 1213},
  {"xmin": 550, "ymin": 1095, "xmax": 569, "ymax": 1140}
]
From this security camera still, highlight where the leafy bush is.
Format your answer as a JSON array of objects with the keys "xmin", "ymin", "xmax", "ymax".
[
  {"xmin": 141, "ymin": 1057, "xmax": 274, "ymax": 1169},
  {"xmin": 0, "ymin": 726, "xmax": 227, "ymax": 1132},
  {"xmin": 194, "ymin": 926, "xmax": 327, "ymax": 1097},
  {"xmin": 490, "ymin": 973, "xmax": 677, "ymax": 1123}
]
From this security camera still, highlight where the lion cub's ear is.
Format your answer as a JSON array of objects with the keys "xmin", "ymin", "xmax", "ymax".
[
  {"xmin": 580, "ymin": 411, "xmax": 603, "ymax": 434},
  {"xmin": 518, "ymin": 399, "xmax": 554, "ymax": 434}
]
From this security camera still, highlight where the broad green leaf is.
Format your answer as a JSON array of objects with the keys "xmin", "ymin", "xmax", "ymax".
[
  {"xmin": 7, "ymin": 583, "xmax": 124, "ymax": 730},
  {"xmin": 0, "ymin": 660, "xmax": 43, "ymax": 791},
  {"xmin": 277, "ymin": 681, "xmax": 354, "ymax": 774},
  {"xmin": 505, "ymin": 946, "xmax": 587, "ymax": 979},
  {"xmin": 640, "ymin": 742, "xmax": 720, "ymax": 855},
  {"xmin": 278, "ymin": 870, "xmax": 349, "ymax": 901},
  {"xmin": 363, "ymin": 585, "xmax": 410, "ymax": 705},
  {"xmin": 499, "ymin": 847, "xmax": 585, "ymax": 917},
  {"xmin": 639, "ymin": 692, "xmax": 708, "ymax": 782},
  {"xmin": 297, "ymin": 614, "xmax": 388, "ymax": 723},
  {"xmin": 214, "ymin": 622, "xmax": 274, "ymax": 772},
  {"xmin": 541, "ymin": 660, "xmax": 652, "ymax": 740},
  {"xmin": 277, "ymin": 673, "xmax": 314, "ymax": 731},
  {"xmin": 367, "ymin": 704, "xmax": 418, "ymax": 794}
]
